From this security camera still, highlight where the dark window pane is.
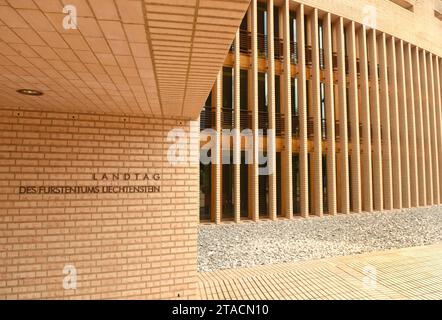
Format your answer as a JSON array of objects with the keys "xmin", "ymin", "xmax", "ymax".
[
  {"xmin": 222, "ymin": 155, "xmax": 234, "ymax": 219},
  {"xmin": 275, "ymin": 75, "xmax": 280, "ymax": 113},
  {"xmin": 240, "ymin": 69, "xmax": 248, "ymax": 110},
  {"xmin": 200, "ymin": 162, "xmax": 211, "ymax": 220},
  {"xmin": 222, "ymin": 67, "xmax": 233, "ymax": 109},
  {"xmin": 205, "ymin": 91, "xmax": 212, "ymax": 107},
  {"xmin": 240, "ymin": 151, "xmax": 248, "ymax": 217}
]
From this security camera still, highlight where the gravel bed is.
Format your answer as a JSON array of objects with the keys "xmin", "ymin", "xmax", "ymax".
[{"xmin": 198, "ymin": 206, "xmax": 442, "ymax": 272}]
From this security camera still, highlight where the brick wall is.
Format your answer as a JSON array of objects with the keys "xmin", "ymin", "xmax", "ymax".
[{"xmin": 0, "ymin": 108, "xmax": 199, "ymax": 299}]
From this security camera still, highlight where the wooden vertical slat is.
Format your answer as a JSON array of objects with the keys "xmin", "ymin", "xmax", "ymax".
[
  {"xmin": 404, "ymin": 43, "xmax": 419, "ymax": 208},
  {"xmin": 323, "ymin": 13, "xmax": 336, "ymax": 215},
  {"xmin": 396, "ymin": 39, "xmax": 410, "ymax": 208},
  {"xmin": 368, "ymin": 29, "xmax": 383, "ymax": 211},
  {"xmin": 250, "ymin": 0, "xmax": 259, "ymax": 220},
  {"xmin": 337, "ymin": 17, "xmax": 349, "ymax": 214},
  {"xmin": 346, "ymin": 21, "xmax": 362, "ymax": 213},
  {"xmin": 214, "ymin": 71, "xmax": 222, "ymax": 224},
  {"xmin": 297, "ymin": 4, "xmax": 309, "ymax": 217},
  {"xmin": 420, "ymin": 50, "xmax": 433, "ymax": 205},
  {"xmin": 282, "ymin": 0, "xmax": 293, "ymax": 218},
  {"xmin": 359, "ymin": 26, "xmax": 373, "ymax": 212},
  {"xmin": 233, "ymin": 30, "xmax": 241, "ymax": 223},
  {"xmin": 412, "ymin": 47, "xmax": 426, "ymax": 206},
  {"xmin": 387, "ymin": 36, "xmax": 401, "ymax": 209},
  {"xmin": 311, "ymin": 8, "xmax": 323, "ymax": 216},
  {"xmin": 267, "ymin": 0, "xmax": 277, "ymax": 220},
  {"xmin": 426, "ymin": 53, "xmax": 440, "ymax": 204},
  {"xmin": 378, "ymin": 33, "xmax": 393, "ymax": 210},
  {"xmin": 434, "ymin": 57, "xmax": 442, "ymax": 203}
]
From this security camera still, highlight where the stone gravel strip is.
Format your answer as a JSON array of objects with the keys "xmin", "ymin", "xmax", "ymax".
[{"xmin": 198, "ymin": 206, "xmax": 442, "ymax": 272}]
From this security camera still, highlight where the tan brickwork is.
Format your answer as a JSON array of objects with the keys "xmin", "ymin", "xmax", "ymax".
[
  {"xmin": 368, "ymin": 29, "xmax": 383, "ymax": 211},
  {"xmin": 359, "ymin": 26, "xmax": 373, "ymax": 212},
  {"xmin": 336, "ymin": 17, "xmax": 349, "ymax": 214},
  {"xmin": 267, "ymin": 0, "xmax": 277, "ymax": 221},
  {"xmin": 199, "ymin": 244, "xmax": 442, "ymax": 300},
  {"xmin": 413, "ymin": 47, "xmax": 427, "ymax": 206},
  {"xmin": 378, "ymin": 33, "xmax": 393, "ymax": 210},
  {"xmin": 404, "ymin": 43, "xmax": 419, "ymax": 208},
  {"xmin": 426, "ymin": 53, "xmax": 440, "ymax": 204},
  {"xmin": 282, "ymin": 0, "xmax": 293, "ymax": 219},
  {"xmin": 250, "ymin": 0, "xmax": 259, "ymax": 221},
  {"xmin": 323, "ymin": 13, "xmax": 336, "ymax": 216},
  {"xmin": 346, "ymin": 22, "xmax": 362, "ymax": 213},
  {"xmin": 0, "ymin": 108, "xmax": 198, "ymax": 299},
  {"xmin": 311, "ymin": 8, "xmax": 322, "ymax": 217},
  {"xmin": 233, "ymin": 31, "xmax": 241, "ymax": 223},
  {"xmin": 396, "ymin": 40, "xmax": 410, "ymax": 208},
  {"xmin": 214, "ymin": 72, "xmax": 222, "ymax": 224},
  {"xmin": 435, "ymin": 57, "xmax": 442, "ymax": 203},
  {"xmin": 420, "ymin": 50, "xmax": 434, "ymax": 205},
  {"xmin": 297, "ymin": 4, "xmax": 309, "ymax": 217},
  {"xmin": 387, "ymin": 36, "xmax": 402, "ymax": 209}
]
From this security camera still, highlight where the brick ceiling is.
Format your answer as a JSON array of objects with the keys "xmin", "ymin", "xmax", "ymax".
[{"xmin": 0, "ymin": 0, "xmax": 250, "ymax": 119}]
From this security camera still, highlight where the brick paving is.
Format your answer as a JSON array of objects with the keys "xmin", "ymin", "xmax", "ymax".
[{"xmin": 198, "ymin": 244, "xmax": 442, "ymax": 300}]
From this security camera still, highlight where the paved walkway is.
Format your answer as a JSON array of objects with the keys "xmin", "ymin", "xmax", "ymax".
[{"xmin": 198, "ymin": 244, "xmax": 442, "ymax": 299}]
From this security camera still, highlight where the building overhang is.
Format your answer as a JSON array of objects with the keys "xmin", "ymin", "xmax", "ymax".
[{"xmin": 0, "ymin": 0, "xmax": 250, "ymax": 119}]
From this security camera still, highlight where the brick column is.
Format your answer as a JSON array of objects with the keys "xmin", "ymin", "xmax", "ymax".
[
  {"xmin": 346, "ymin": 21, "xmax": 362, "ymax": 213},
  {"xmin": 434, "ymin": 57, "xmax": 442, "ymax": 203},
  {"xmin": 368, "ymin": 29, "xmax": 383, "ymax": 211},
  {"xmin": 267, "ymin": 0, "xmax": 277, "ymax": 220},
  {"xmin": 412, "ymin": 47, "xmax": 426, "ymax": 206},
  {"xmin": 282, "ymin": 0, "xmax": 293, "ymax": 218},
  {"xmin": 336, "ymin": 17, "xmax": 349, "ymax": 214},
  {"xmin": 404, "ymin": 43, "xmax": 419, "ymax": 208},
  {"xmin": 396, "ymin": 40, "xmax": 410, "ymax": 208},
  {"xmin": 311, "ymin": 8, "xmax": 323, "ymax": 217},
  {"xmin": 297, "ymin": 4, "xmax": 309, "ymax": 217},
  {"xmin": 359, "ymin": 26, "xmax": 373, "ymax": 212},
  {"xmin": 420, "ymin": 50, "xmax": 433, "ymax": 205},
  {"xmin": 323, "ymin": 13, "xmax": 337, "ymax": 215},
  {"xmin": 214, "ymin": 71, "xmax": 222, "ymax": 223},
  {"xmin": 250, "ymin": 0, "xmax": 259, "ymax": 221},
  {"xmin": 387, "ymin": 36, "xmax": 402, "ymax": 209},
  {"xmin": 426, "ymin": 53, "xmax": 440, "ymax": 204},
  {"xmin": 233, "ymin": 30, "xmax": 241, "ymax": 223},
  {"xmin": 378, "ymin": 33, "xmax": 393, "ymax": 210}
]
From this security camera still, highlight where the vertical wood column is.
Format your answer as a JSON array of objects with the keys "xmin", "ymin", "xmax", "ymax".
[
  {"xmin": 396, "ymin": 40, "xmax": 410, "ymax": 208},
  {"xmin": 250, "ymin": 0, "xmax": 259, "ymax": 220},
  {"xmin": 311, "ymin": 9, "xmax": 323, "ymax": 216},
  {"xmin": 233, "ymin": 30, "xmax": 241, "ymax": 223},
  {"xmin": 359, "ymin": 26, "xmax": 373, "ymax": 212},
  {"xmin": 297, "ymin": 4, "xmax": 309, "ymax": 217},
  {"xmin": 434, "ymin": 57, "xmax": 442, "ymax": 203},
  {"xmin": 214, "ymin": 71, "xmax": 222, "ymax": 224},
  {"xmin": 387, "ymin": 36, "xmax": 401, "ymax": 209},
  {"xmin": 427, "ymin": 53, "xmax": 440, "ymax": 204},
  {"xmin": 282, "ymin": 0, "xmax": 293, "ymax": 218},
  {"xmin": 267, "ymin": 0, "xmax": 277, "ymax": 220},
  {"xmin": 346, "ymin": 21, "xmax": 362, "ymax": 213},
  {"xmin": 368, "ymin": 29, "xmax": 383, "ymax": 211},
  {"xmin": 378, "ymin": 33, "xmax": 393, "ymax": 210},
  {"xmin": 420, "ymin": 50, "xmax": 433, "ymax": 205},
  {"xmin": 412, "ymin": 47, "xmax": 426, "ymax": 206},
  {"xmin": 323, "ymin": 13, "xmax": 336, "ymax": 215},
  {"xmin": 337, "ymin": 17, "xmax": 349, "ymax": 214},
  {"xmin": 404, "ymin": 43, "xmax": 419, "ymax": 207}
]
